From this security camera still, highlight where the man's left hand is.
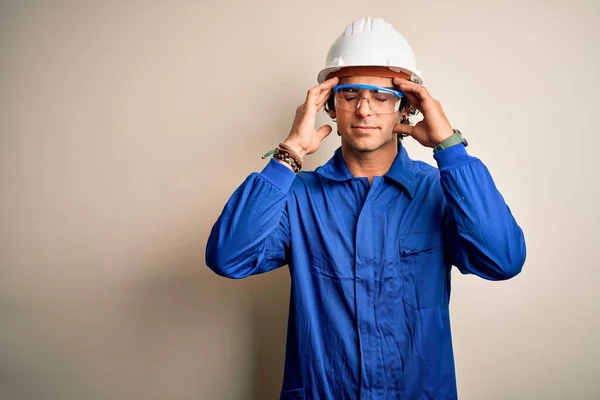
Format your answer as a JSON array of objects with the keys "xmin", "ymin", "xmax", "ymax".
[{"xmin": 392, "ymin": 78, "xmax": 454, "ymax": 148}]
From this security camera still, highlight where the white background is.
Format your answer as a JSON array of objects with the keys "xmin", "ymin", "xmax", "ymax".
[{"xmin": 1, "ymin": 1, "xmax": 599, "ymax": 398}]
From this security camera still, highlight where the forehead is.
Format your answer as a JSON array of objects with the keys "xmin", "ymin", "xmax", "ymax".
[{"xmin": 338, "ymin": 75, "xmax": 395, "ymax": 87}]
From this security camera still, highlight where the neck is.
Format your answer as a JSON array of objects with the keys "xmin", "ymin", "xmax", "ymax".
[{"xmin": 341, "ymin": 139, "xmax": 399, "ymax": 185}]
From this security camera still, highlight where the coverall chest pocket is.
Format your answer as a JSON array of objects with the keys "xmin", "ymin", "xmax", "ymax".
[{"xmin": 399, "ymin": 232, "xmax": 447, "ymax": 310}]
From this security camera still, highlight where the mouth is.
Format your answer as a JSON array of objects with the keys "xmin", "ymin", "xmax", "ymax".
[{"xmin": 351, "ymin": 125, "xmax": 378, "ymax": 132}]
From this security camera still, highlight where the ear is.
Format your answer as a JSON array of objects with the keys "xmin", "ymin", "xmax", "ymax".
[
  {"xmin": 325, "ymin": 94, "xmax": 337, "ymax": 120},
  {"xmin": 396, "ymin": 110, "xmax": 404, "ymax": 125},
  {"xmin": 398, "ymin": 103, "xmax": 410, "ymax": 124}
]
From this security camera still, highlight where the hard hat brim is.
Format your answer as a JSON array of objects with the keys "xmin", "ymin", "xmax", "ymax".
[{"xmin": 318, "ymin": 66, "xmax": 422, "ymax": 84}]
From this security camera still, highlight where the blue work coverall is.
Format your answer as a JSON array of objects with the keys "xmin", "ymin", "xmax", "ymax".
[{"xmin": 206, "ymin": 143, "xmax": 526, "ymax": 399}]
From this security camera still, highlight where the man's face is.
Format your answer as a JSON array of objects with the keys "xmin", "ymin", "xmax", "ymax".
[{"xmin": 333, "ymin": 75, "xmax": 407, "ymax": 153}]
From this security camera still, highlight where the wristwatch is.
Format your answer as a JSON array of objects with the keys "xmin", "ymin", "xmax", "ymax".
[{"xmin": 433, "ymin": 129, "xmax": 468, "ymax": 153}]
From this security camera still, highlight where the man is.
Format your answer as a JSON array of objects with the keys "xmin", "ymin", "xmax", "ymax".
[{"xmin": 206, "ymin": 17, "xmax": 526, "ymax": 400}]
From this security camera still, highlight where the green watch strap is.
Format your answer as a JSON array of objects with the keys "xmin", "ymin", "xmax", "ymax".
[{"xmin": 433, "ymin": 129, "xmax": 468, "ymax": 153}]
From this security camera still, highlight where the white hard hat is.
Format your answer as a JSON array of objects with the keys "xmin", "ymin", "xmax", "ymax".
[{"xmin": 317, "ymin": 17, "xmax": 423, "ymax": 84}]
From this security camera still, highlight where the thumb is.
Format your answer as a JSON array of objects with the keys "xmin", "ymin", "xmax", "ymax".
[
  {"xmin": 393, "ymin": 123, "xmax": 414, "ymax": 137},
  {"xmin": 316, "ymin": 124, "xmax": 333, "ymax": 141}
]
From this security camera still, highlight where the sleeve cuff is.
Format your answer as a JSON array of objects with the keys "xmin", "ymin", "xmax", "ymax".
[
  {"xmin": 260, "ymin": 158, "xmax": 297, "ymax": 192},
  {"xmin": 433, "ymin": 144, "xmax": 475, "ymax": 172}
]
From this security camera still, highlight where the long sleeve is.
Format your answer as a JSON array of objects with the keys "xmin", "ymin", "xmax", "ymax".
[
  {"xmin": 435, "ymin": 144, "xmax": 526, "ymax": 280},
  {"xmin": 205, "ymin": 159, "xmax": 296, "ymax": 279}
]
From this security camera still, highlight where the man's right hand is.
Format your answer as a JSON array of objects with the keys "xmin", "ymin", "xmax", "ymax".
[{"xmin": 282, "ymin": 77, "xmax": 339, "ymax": 158}]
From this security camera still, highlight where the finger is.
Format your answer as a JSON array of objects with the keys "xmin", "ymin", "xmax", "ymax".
[
  {"xmin": 392, "ymin": 79, "xmax": 420, "ymax": 105},
  {"xmin": 316, "ymin": 124, "xmax": 333, "ymax": 141},
  {"xmin": 393, "ymin": 78, "xmax": 431, "ymax": 102},
  {"xmin": 315, "ymin": 97, "xmax": 328, "ymax": 112},
  {"xmin": 393, "ymin": 123, "xmax": 414, "ymax": 137},
  {"xmin": 402, "ymin": 91, "xmax": 421, "ymax": 109},
  {"xmin": 315, "ymin": 90, "xmax": 333, "ymax": 110},
  {"xmin": 315, "ymin": 83, "xmax": 335, "ymax": 105},
  {"xmin": 310, "ymin": 91, "xmax": 336, "ymax": 115},
  {"xmin": 321, "ymin": 76, "xmax": 340, "ymax": 87},
  {"xmin": 306, "ymin": 77, "xmax": 339, "ymax": 104},
  {"xmin": 310, "ymin": 76, "xmax": 339, "ymax": 95},
  {"xmin": 394, "ymin": 80, "xmax": 437, "ymax": 115},
  {"xmin": 392, "ymin": 77, "xmax": 411, "ymax": 87}
]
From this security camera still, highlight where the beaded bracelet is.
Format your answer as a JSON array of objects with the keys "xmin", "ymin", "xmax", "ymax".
[
  {"xmin": 262, "ymin": 143, "xmax": 304, "ymax": 173},
  {"xmin": 273, "ymin": 150, "xmax": 301, "ymax": 172}
]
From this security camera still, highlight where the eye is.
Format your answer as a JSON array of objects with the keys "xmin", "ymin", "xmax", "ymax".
[
  {"xmin": 343, "ymin": 95, "xmax": 358, "ymax": 101},
  {"xmin": 374, "ymin": 96, "xmax": 390, "ymax": 102}
]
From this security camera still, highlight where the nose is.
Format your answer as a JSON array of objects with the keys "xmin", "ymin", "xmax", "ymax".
[{"xmin": 355, "ymin": 96, "xmax": 373, "ymax": 118}]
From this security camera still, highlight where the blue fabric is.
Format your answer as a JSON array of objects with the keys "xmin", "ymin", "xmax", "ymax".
[{"xmin": 206, "ymin": 143, "xmax": 526, "ymax": 400}]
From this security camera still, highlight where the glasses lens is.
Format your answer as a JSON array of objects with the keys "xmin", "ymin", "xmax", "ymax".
[{"xmin": 333, "ymin": 85, "xmax": 402, "ymax": 114}]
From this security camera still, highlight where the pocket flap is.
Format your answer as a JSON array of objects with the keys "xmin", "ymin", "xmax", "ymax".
[{"xmin": 399, "ymin": 231, "xmax": 444, "ymax": 254}]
